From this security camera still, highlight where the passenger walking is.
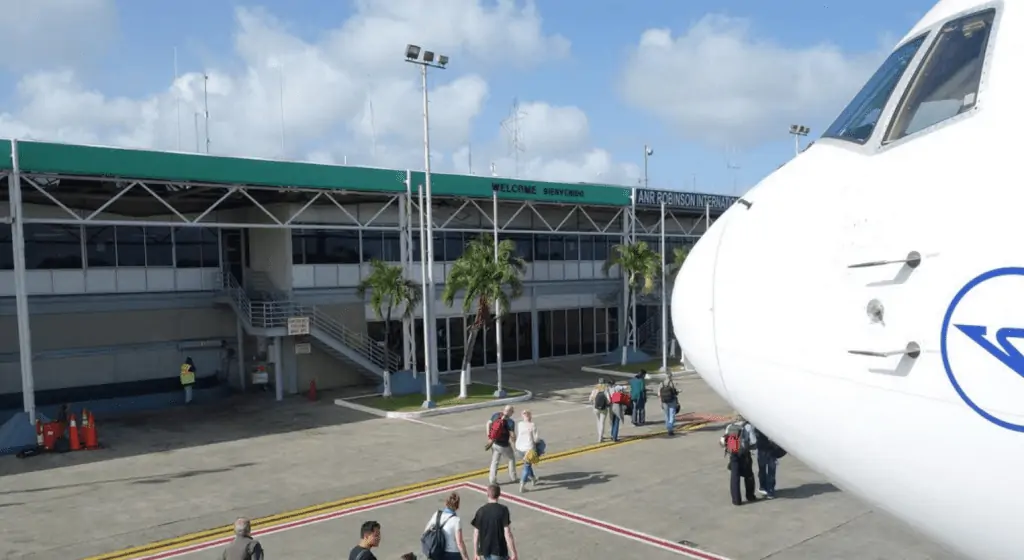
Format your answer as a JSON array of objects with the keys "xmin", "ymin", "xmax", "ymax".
[
  {"xmin": 180, "ymin": 356, "xmax": 197, "ymax": 404},
  {"xmin": 608, "ymin": 384, "xmax": 627, "ymax": 442},
  {"xmin": 220, "ymin": 518, "xmax": 264, "ymax": 560},
  {"xmin": 514, "ymin": 410, "xmax": 545, "ymax": 492},
  {"xmin": 421, "ymin": 492, "xmax": 469, "ymax": 560},
  {"xmin": 471, "ymin": 483, "xmax": 518, "ymax": 560},
  {"xmin": 349, "ymin": 520, "xmax": 382, "ymax": 559},
  {"xmin": 720, "ymin": 417, "xmax": 759, "ymax": 506},
  {"xmin": 485, "ymin": 406, "xmax": 517, "ymax": 485},
  {"xmin": 628, "ymin": 370, "xmax": 648, "ymax": 425},
  {"xmin": 658, "ymin": 376, "xmax": 680, "ymax": 435},
  {"xmin": 588, "ymin": 378, "xmax": 612, "ymax": 442}
]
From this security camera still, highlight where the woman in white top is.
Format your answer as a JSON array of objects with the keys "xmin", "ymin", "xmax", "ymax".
[
  {"xmin": 423, "ymin": 492, "xmax": 469, "ymax": 560},
  {"xmin": 515, "ymin": 410, "xmax": 542, "ymax": 492}
]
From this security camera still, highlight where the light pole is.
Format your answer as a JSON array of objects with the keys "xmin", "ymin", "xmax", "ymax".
[
  {"xmin": 491, "ymin": 183, "xmax": 506, "ymax": 398},
  {"xmin": 643, "ymin": 145, "xmax": 653, "ymax": 188},
  {"xmin": 268, "ymin": 59, "xmax": 286, "ymax": 155},
  {"xmin": 405, "ymin": 44, "xmax": 449, "ymax": 408},
  {"xmin": 789, "ymin": 124, "xmax": 810, "ymax": 156}
]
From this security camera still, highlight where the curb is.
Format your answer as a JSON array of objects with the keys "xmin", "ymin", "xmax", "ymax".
[
  {"xmin": 334, "ymin": 390, "xmax": 533, "ymax": 419},
  {"xmin": 580, "ymin": 365, "xmax": 700, "ymax": 381}
]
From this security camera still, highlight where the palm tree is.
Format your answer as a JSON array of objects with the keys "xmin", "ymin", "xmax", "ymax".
[
  {"xmin": 356, "ymin": 259, "xmax": 421, "ymax": 395},
  {"xmin": 442, "ymin": 234, "xmax": 526, "ymax": 399},
  {"xmin": 668, "ymin": 246, "xmax": 689, "ymax": 279},
  {"xmin": 602, "ymin": 240, "xmax": 661, "ymax": 365}
]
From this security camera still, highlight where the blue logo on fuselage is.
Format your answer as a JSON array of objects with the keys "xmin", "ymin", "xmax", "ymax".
[{"xmin": 941, "ymin": 267, "xmax": 1024, "ymax": 432}]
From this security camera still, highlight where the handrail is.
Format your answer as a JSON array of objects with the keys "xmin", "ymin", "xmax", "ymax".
[{"xmin": 215, "ymin": 271, "xmax": 402, "ymax": 373}]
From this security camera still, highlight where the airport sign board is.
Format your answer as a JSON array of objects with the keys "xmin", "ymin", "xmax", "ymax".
[{"xmin": 634, "ymin": 188, "xmax": 738, "ymax": 212}]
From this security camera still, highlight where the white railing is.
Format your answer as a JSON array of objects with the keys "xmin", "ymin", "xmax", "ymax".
[{"xmin": 217, "ymin": 272, "xmax": 401, "ymax": 373}]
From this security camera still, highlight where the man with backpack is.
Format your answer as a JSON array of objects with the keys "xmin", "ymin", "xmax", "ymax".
[
  {"xmin": 754, "ymin": 427, "xmax": 785, "ymax": 499},
  {"xmin": 588, "ymin": 379, "xmax": 612, "ymax": 443},
  {"xmin": 628, "ymin": 370, "xmax": 648, "ymax": 426},
  {"xmin": 658, "ymin": 377, "xmax": 680, "ymax": 436},
  {"xmin": 720, "ymin": 417, "xmax": 759, "ymax": 506},
  {"xmin": 608, "ymin": 384, "xmax": 629, "ymax": 442},
  {"xmin": 486, "ymin": 406, "xmax": 517, "ymax": 485}
]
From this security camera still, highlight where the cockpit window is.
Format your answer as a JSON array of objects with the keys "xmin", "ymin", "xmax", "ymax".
[
  {"xmin": 821, "ymin": 34, "xmax": 927, "ymax": 144},
  {"xmin": 884, "ymin": 9, "xmax": 995, "ymax": 142}
]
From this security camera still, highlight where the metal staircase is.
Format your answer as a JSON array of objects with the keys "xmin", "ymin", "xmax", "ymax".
[{"xmin": 217, "ymin": 272, "xmax": 401, "ymax": 380}]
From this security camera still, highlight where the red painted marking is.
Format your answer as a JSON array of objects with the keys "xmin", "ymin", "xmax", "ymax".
[
  {"xmin": 133, "ymin": 483, "xmax": 462, "ymax": 560},
  {"xmin": 464, "ymin": 482, "xmax": 731, "ymax": 560}
]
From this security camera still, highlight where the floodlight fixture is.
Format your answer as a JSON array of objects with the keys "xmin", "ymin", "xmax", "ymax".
[
  {"xmin": 405, "ymin": 44, "xmax": 421, "ymax": 60},
  {"xmin": 438, "ymin": 54, "xmax": 449, "ymax": 67},
  {"xmin": 789, "ymin": 124, "xmax": 810, "ymax": 136},
  {"xmin": 646, "ymin": 146, "xmax": 654, "ymax": 156},
  {"xmin": 423, "ymin": 51, "xmax": 435, "ymax": 63}
]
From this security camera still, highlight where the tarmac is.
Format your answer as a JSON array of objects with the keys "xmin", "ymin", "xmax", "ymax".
[{"xmin": 0, "ymin": 357, "xmax": 965, "ymax": 560}]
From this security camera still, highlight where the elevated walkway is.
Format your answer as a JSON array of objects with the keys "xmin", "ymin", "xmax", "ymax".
[{"xmin": 215, "ymin": 273, "xmax": 400, "ymax": 382}]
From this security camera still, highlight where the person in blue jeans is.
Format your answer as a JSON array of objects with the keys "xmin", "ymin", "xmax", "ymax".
[
  {"xmin": 609, "ymin": 384, "xmax": 627, "ymax": 442},
  {"xmin": 755, "ymin": 428, "xmax": 781, "ymax": 499},
  {"xmin": 658, "ymin": 377, "xmax": 679, "ymax": 435},
  {"xmin": 628, "ymin": 370, "xmax": 648, "ymax": 426}
]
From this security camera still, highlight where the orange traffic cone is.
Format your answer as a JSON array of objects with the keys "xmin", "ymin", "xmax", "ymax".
[
  {"xmin": 84, "ymin": 411, "xmax": 99, "ymax": 449},
  {"xmin": 35, "ymin": 419, "xmax": 43, "ymax": 447},
  {"xmin": 68, "ymin": 415, "xmax": 81, "ymax": 451},
  {"xmin": 308, "ymin": 379, "xmax": 317, "ymax": 401}
]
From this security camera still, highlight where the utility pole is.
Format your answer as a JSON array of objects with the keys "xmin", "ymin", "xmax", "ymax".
[{"xmin": 203, "ymin": 73, "xmax": 210, "ymax": 154}]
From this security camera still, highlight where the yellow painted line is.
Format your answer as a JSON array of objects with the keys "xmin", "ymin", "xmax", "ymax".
[{"xmin": 86, "ymin": 419, "xmax": 722, "ymax": 560}]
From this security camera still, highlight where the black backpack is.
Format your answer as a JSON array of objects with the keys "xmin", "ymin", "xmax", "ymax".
[
  {"xmin": 420, "ymin": 510, "xmax": 451, "ymax": 559},
  {"xmin": 594, "ymin": 390, "xmax": 609, "ymax": 410},
  {"xmin": 659, "ymin": 384, "xmax": 676, "ymax": 403}
]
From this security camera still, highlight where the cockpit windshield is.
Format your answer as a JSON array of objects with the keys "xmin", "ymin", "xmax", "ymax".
[{"xmin": 821, "ymin": 34, "xmax": 928, "ymax": 144}]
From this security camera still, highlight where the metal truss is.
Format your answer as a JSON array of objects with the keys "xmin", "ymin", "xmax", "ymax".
[
  {"xmin": 409, "ymin": 196, "xmax": 626, "ymax": 236},
  {"xmin": 633, "ymin": 207, "xmax": 712, "ymax": 237},
  {"xmin": 18, "ymin": 172, "xmax": 405, "ymax": 231}
]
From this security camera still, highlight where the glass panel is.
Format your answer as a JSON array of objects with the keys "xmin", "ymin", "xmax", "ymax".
[
  {"xmin": 0, "ymin": 226, "xmax": 12, "ymax": 270},
  {"xmin": 382, "ymin": 232, "xmax": 401, "ymax": 262},
  {"xmin": 822, "ymin": 33, "xmax": 928, "ymax": 144},
  {"xmin": 534, "ymin": 235, "xmax": 550, "ymax": 261},
  {"xmin": 436, "ymin": 318, "xmax": 449, "ymax": 373},
  {"xmin": 579, "ymin": 236, "xmax": 594, "ymax": 260},
  {"xmin": 594, "ymin": 235, "xmax": 609, "ymax": 261},
  {"xmin": 595, "ymin": 308, "xmax": 607, "ymax": 354},
  {"xmin": 581, "ymin": 308, "xmax": 595, "ymax": 354},
  {"xmin": 361, "ymin": 231, "xmax": 383, "ymax": 262},
  {"xmin": 291, "ymin": 230, "xmax": 305, "ymax": 264},
  {"xmin": 566, "ymin": 308, "xmax": 581, "ymax": 355},
  {"xmin": 414, "ymin": 319, "xmax": 425, "ymax": 374},
  {"xmin": 85, "ymin": 226, "xmax": 116, "ymax": 267},
  {"xmin": 501, "ymin": 314, "xmax": 518, "ymax": 362},
  {"xmin": 445, "ymin": 232, "xmax": 464, "ymax": 262},
  {"xmin": 146, "ymin": 227, "xmax": 174, "ymax": 266},
  {"xmin": 485, "ymin": 321, "xmax": 497, "ymax": 365},
  {"xmin": 327, "ymin": 231, "xmax": 360, "ymax": 264},
  {"xmin": 200, "ymin": 228, "xmax": 219, "ymax": 267},
  {"xmin": 552, "ymin": 309, "xmax": 567, "ymax": 357},
  {"xmin": 432, "ymin": 233, "xmax": 445, "ymax": 262},
  {"xmin": 512, "ymin": 234, "xmax": 533, "ymax": 262},
  {"xmin": 538, "ymin": 310, "xmax": 552, "ymax": 358},
  {"xmin": 449, "ymin": 316, "xmax": 465, "ymax": 372},
  {"xmin": 173, "ymin": 227, "xmax": 202, "ymax": 268},
  {"xmin": 411, "ymin": 232, "xmax": 422, "ymax": 261},
  {"xmin": 548, "ymin": 235, "xmax": 565, "ymax": 261},
  {"xmin": 517, "ymin": 312, "xmax": 533, "ymax": 362},
  {"xmin": 25, "ymin": 224, "xmax": 82, "ymax": 269},
  {"xmin": 885, "ymin": 9, "xmax": 995, "ymax": 142},
  {"xmin": 608, "ymin": 307, "xmax": 620, "ymax": 352},
  {"xmin": 564, "ymin": 235, "xmax": 579, "ymax": 261}
]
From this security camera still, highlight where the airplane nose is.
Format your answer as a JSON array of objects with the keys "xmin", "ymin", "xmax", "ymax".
[{"xmin": 672, "ymin": 213, "xmax": 728, "ymax": 400}]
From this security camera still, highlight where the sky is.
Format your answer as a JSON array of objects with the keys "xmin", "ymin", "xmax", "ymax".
[{"xmin": 0, "ymin": 0, "xmax": 938, "ymax": 196}]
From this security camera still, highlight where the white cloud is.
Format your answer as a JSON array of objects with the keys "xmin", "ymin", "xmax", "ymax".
[
  {"xmin": 620, "ymin": 15, "xmax": 885, "ymax": 148},
  {"xmin": 0, "ymin": 1, "xmax": 633, "ymax": 185},
  {"xmin": 0, "ymin": 0, "xmax": 118, "ymax": 72}
]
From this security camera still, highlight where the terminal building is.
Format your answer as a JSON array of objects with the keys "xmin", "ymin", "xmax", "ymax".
[{"xmin": 0, "ymin": 139, "xmax": 736, "ymax": 437}]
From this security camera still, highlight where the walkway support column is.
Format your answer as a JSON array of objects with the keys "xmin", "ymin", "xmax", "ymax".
[{"xmin": 9, "ymin": 139, "xmax": 35, "ymax": 424}]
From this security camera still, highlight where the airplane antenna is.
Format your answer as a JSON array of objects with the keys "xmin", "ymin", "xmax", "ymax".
[{"xmin": 501, "ymin": 98, "xmax": 527, "ymax": 178}]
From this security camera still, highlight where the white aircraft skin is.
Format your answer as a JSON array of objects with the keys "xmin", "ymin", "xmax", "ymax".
[{"xmin": 672, "ymin": 1, "xmax": 1022, "ymax": 559}]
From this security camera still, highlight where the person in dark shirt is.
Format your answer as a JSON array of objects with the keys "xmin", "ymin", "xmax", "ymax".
[
  {"xmin": 471, "ymin": 483, "xmax": 517, "ymax": 560},
  {"xmin": 348, "ymin": 520, "xmax": 381, "ymax": 560},
  {"xmin": 486, "ymin": 406, "xmax": 517, "ymax": 484}
]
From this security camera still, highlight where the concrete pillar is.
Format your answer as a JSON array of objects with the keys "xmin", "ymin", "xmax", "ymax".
[
  {"xmin": 245, "ymin": 205, "xmax": 294, "ymax": 292},
  {"xmin": 8, "ymin": 139, "xmax": 35, "ymax": 424},
  {"xmin": 273, "ymin": 336, "xmax": 283, "ymax": 401}
]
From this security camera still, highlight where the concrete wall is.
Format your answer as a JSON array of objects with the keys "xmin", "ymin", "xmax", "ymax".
[
  {"xmin": 247, "ymin": 205, "xmax": 294, "ymax": 290},
  {"xmin": 0, "ymin": 306, "xmax": 236, "ymax": 394},
  {"xmin": 294, "ymin": 345, "xmax": 366, "ymax": 391}
]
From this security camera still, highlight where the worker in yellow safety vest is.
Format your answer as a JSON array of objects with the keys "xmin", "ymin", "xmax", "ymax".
[{"xmin": 180, "ymin": 357, "xmax": 196, "ymax": 404}]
